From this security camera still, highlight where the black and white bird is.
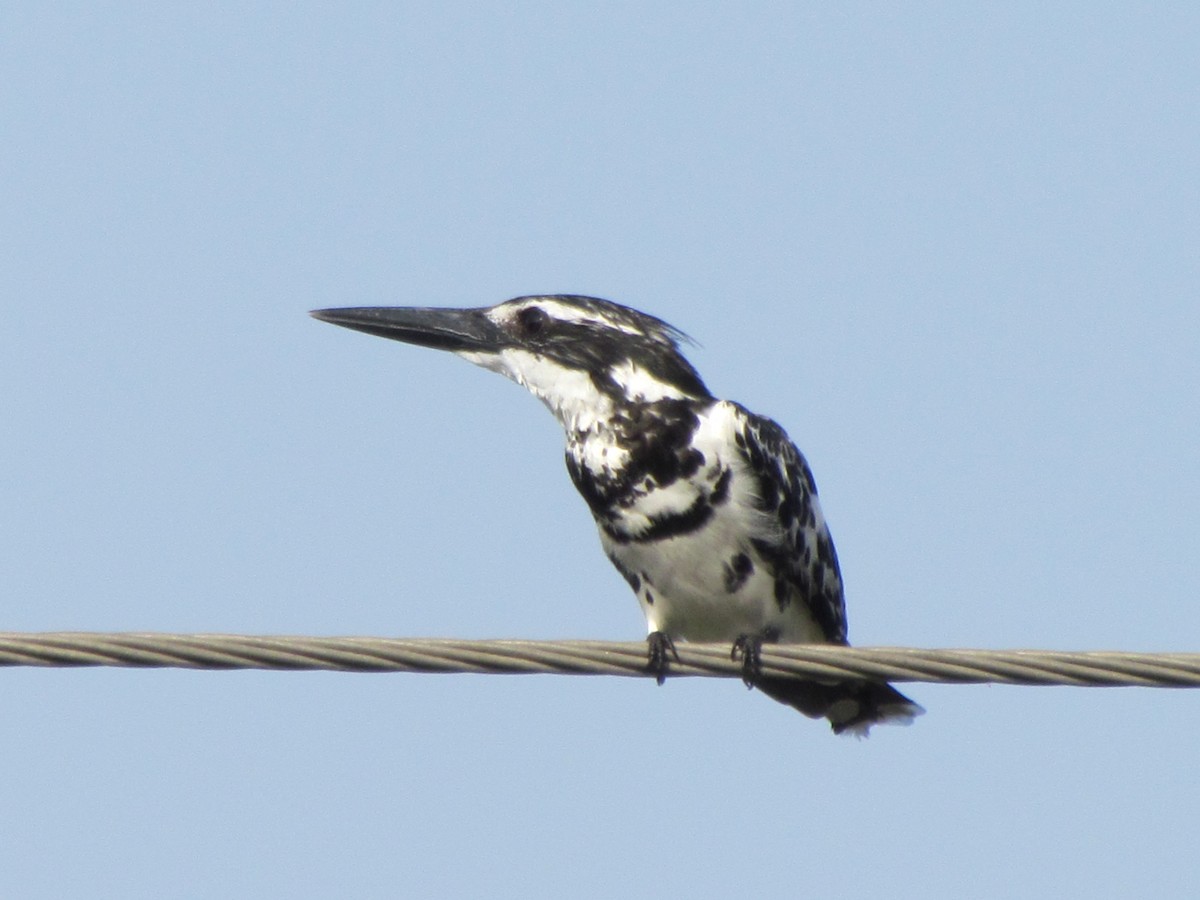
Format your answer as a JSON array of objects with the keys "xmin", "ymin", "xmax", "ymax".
[{"xmin": 312, "ymin": 295, "xmax": 922, "ymax": 735}]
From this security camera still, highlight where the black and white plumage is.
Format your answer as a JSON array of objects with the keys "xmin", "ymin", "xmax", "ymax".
[{"xmin": 312, "ymin": 295, "xmax": 922, "ymax": 735}]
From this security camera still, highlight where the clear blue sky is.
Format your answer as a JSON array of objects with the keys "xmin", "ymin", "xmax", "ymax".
[{"xmin": 3, "ymin": 3, "xmax": 1198, "ymax": 898}]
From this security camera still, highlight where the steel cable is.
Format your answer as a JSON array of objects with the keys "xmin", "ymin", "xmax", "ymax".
[{"xmin": 1, "ymin": 632, "xmax": 1198, "ymax": 687}]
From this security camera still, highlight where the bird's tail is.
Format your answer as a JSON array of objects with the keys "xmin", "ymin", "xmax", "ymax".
[{"xmin": 754, "ymin": 677, "xmax": 924, "ymax": 737}]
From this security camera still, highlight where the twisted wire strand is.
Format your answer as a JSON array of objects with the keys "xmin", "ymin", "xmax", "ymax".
[{"xmin": 1, "ymin": 632, "xmax": 1198, "ymax": 687}]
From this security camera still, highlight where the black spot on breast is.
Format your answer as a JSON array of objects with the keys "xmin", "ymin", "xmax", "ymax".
[
  {"xmin": 680, "ymin": 448, "xmax": 704, "ymax": 478},
  {"xmin": 577, "ymin": 400, "xmax": 737, "ymax": 544},
  {"xmin": 606, "ymin": 552, "xmax": 641, "ymax": 593},
  {"xmin": 572, "ymin": 399, "xmax": 709, "ymax": 514},
  {"xmin": 644, "ymin": 589, "xmax": 655, "ymax": 606},
  {"xmin": 607, "ymin": 492, "xmax": 715, "ymax": 544},
  {"xmin": 722, "ymin": 552, "xmax": 755, "ymax": 593}
]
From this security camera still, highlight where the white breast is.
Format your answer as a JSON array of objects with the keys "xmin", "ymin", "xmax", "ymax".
[{"xmin": 599, "ymin": 401, "xmax": 828, "ymax": 645}]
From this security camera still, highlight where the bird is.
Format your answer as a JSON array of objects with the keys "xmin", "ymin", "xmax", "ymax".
[{"xmin": 311, "ymin": 295, "xmax": 922, "ymax": 735}]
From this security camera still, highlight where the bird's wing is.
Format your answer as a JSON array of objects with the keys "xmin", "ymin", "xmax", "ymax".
[{"xmin": 734, "ymin": 408, "xmax": 848, "ymax": 643}]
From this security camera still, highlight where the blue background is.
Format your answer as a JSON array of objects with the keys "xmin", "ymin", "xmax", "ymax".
[{"xmin": 3, "ymin": 4, "xmax": 1198, "ymax": 898}]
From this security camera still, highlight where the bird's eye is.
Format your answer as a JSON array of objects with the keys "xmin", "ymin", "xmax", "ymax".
[{"xmin": 517, "ymin": 306, "xmax": 548, "ymax": 336}]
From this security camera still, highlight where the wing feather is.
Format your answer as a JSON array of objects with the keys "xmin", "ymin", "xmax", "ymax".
[{"xmin": 734, "ymin": 408, "xmax": 848, "ymax": 643}]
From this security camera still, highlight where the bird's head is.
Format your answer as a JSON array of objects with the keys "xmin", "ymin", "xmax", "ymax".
[{"xmin": 311, "ymin": 295, "xmax": 712, "ymax": 431}]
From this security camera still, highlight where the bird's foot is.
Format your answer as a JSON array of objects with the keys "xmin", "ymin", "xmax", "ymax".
[
  {"xmin": 646, "ymin": 631, "xmax": 680, "ymax": 686},
  {"xmin": 731, "ymin": 634, "xmax": 764, "ymax": 689}
]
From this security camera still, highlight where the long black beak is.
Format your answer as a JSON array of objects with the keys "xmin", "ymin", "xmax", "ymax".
[{"xmin": 309, "ymin": 306, "xmax": 506, "ymax": 353}]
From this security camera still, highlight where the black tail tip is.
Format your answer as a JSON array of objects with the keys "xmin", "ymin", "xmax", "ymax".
[
  {"xmin": 754, "ymin": 677, "xmax": 924, "ymax": 737},
  {"xmin": 827, "ymin": 683, "xmax": 925, "ymax": 737}
]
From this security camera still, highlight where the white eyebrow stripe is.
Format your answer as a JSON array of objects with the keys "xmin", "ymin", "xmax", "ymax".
[{"xmin": 490, "ymin": 298, "xmax": 645, "ymax": 337}]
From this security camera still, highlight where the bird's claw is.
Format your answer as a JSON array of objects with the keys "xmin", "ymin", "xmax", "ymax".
[
  {"xmin": 646, "ymin": 631, "xmax": 680, "ymax": 686},
  {"xmin": 731, "ymin": 634, "xmax": 763, "ymax": 689}
]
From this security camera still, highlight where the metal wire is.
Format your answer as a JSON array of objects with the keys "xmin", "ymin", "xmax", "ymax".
[{"xmin": 1, "ymin": 632, "xmax": 1198, "ymax": 687}]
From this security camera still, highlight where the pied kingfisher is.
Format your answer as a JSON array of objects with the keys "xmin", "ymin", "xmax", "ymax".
[{"xmin": 312, "ymin": 295, "xmax": 922, "ymax": 735}]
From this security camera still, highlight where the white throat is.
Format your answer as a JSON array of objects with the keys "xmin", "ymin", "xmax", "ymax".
[
  {"xmin": 457, "ymin": 347, "xmax": 692, "ymax": 434},
  {"xmin": 458, "ymin": 347, "xmax": 614, "ymax": 433}
]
